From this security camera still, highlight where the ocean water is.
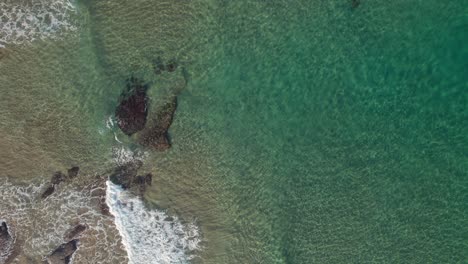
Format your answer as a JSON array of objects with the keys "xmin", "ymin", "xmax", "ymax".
[{"xmin": 0, "ymin": 0, "xmax": 467, "ymax": 263}]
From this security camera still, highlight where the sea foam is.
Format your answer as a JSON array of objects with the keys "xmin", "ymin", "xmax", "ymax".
[
  {"xmin": 106, "ymin": 181, "xmax": 201, "ymax": 264},
  {"xmin": 0, "ymin": 179, "xmax": 129, "ymax": 263},
  {"xmin": 0, "ymin": 0, "xmax": 78, "ymax": 47}
]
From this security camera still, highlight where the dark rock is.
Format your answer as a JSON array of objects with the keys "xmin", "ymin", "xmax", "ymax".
[
  {"xmin": 0, "ymin": 221, "xmax": 14, "ymax": 263},
  {"xmin": 109, "ymin": 161, "xmax": 143, "ymax": 189},
  {"xmin": 140, "ymin": 96, "xmax": 177, "ymax": 151},
  {"xmin": 41, "ymin": 185, "xmax": 55, "ymax": 199},
  {"xmin": 51, "ymin": 171, "xmax": 66, "ymax": 185},
  {"xmin": 47, "ymin": 240, "xmax": 78, "ymax": 264},
  {"xmin": 64, "ymin": 224, "xmax": 86, "ymax": 240},
  {"xmin": 67, "ymin": 167, "xmax": 79, "ymax": 178},
  {"xmin": 115, "ymin": 77, "xmax": 150, "ymax": 136},
  {"xmin": 0, "ymin": 222, "xmax": 9, "ymax": 238},
  {"xmin": 144, "ymin": 173, "xmax": 152, "ymax": 186}
]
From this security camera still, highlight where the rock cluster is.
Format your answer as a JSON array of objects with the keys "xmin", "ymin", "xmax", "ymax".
[
  {"xmin": 109, "ymin": 161, "xmax": 152, "ymax": 193},
  {"xmin": 139, "ymin": 96, "xmax": 178, "ymax": 151},
  {"xmin": 41, "ymin": 167, "xmax": 80, "ymax": 199}
]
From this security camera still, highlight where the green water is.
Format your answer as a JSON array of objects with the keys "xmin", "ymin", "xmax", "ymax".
[{"xmin": 1, "ymin": 0, "xmax": 467, "ymax": 263}]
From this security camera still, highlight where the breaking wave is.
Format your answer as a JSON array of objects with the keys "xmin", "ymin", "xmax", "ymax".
[
  {"xmin": 0, "ymin": 0, "xmax": 78, "ymax": 47},
  {"xmin": 0, "ymin": 179, "xmax": 129, "ymax": 263},
  {"xmin": 106, "ymin": 181, "xmax": 201, "ymax": 264}
]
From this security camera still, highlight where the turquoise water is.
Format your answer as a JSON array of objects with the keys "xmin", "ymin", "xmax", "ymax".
[
  {"xmin": 0, "ymin": 0, "xmax": 467, "ymax": 263},
  {"xmin": 187, "ymin": 1, "xmax": 467, "ymax": 262}
]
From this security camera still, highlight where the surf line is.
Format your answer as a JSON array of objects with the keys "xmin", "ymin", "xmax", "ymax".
[{"xmin": 105, "ymin": 180, "xmax": 201, "ymax": 264}]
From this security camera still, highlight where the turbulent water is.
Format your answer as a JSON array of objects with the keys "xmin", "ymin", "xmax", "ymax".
[{"xmin": 0, "ymin": 0, "xmax": 467, "ymax": 263}]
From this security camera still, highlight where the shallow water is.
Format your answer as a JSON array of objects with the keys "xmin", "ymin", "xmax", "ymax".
[{"xmin": 0, "ymin": 0, "xmax": 467, "ymax": 263}]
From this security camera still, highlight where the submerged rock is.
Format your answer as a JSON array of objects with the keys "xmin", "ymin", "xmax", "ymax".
[
  {"xmin": 153, "ymin": 57, "xmax": 178, "ymax": 74},
  {"xmin": 51, "ymin": 171, "xmax": 66, "ymax": 185},
  {"xmin": 67, "ymin": 167, "xmax": 79, "ymax": 179},
  {"xmin": 351, "ymin": 0, "xmax": 360, "ymax": 8},
  {"xmin": 64, "ymin": 224, "xmax": 87, "ymax": 240},
  {"xmin": 153, "ymin": 56, "xmax": 165, "ymax": 74},
  {"xmin": 46, "ymin": 240, "xmax": 78, "ymax": 264},
  {"xmin": 134, "ymin": 173, "xmax": 153, "ymax": 193},
  {"xmin": 109, "ymin": 161, "xmax": 143, "ymax": 189},
  {"xmin": 115, "ymin": 77, "xmax": 150, "ymax": 136},
  {"xmin": 140, "ymin": 96, "xmax": 178, "ymax": 151},
  {"xmin": 108, "ymin": 162, "xmax": 153, "ymax": 194}
]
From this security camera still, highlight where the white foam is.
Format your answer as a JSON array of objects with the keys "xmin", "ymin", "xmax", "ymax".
[
  {"xmin": 0, "ymin": 0, "xmax": 78, "ymax": 47},
  {"xmin": 0, "ymin": 179, "xmax": 128, "ymax": 263},
  {"xmin": 106, "ymin": 181, "xmax": 201, "ymax": 264}
]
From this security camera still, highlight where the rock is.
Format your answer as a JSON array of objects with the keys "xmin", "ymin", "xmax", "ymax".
[
  {"xmin": 67, "ymin": 167, "xmax": 79, "ymax": 178},
  {"xmin": 64, "ymin": 224, "xmax": 86, "ymax": 240},
  {"xmin": 41, "ymin": 185, "xmax": 55, "ymax": 199},
  {"xmin": 100, "ymin": 203, "xmax": 111, "ymax": 216},
  {"xmin": 0, "ymin": 221, "xmax": 14, "ymax": 263},
  {"xmin": 351, "ymin": 0, "xmax": 360, "ymax": 8},
  {"xmin": 109, "ymin": 161, "xmax": 143, "ymax": 189},
  {"xmin": 140, "ymin": 96, "xmax": 178, "ymax": 151},
  {"xmin": 46, "ymin": 240, "xmax": 78, "ymax": 264},
  {"xmin": 51, "ymin": 171, "xmax": 66, "ymax": 185},
  {"xmin": 115, "ymin": 77, "xmax": 150, "ymax": 136}
]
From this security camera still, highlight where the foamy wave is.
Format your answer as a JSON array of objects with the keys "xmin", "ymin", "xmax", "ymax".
[
  {"xmin": 0, "ymin": 179, "xmax": 128, "ymax": 263},
  {"xmin": 0, "ymin": 0, "xmax": 78, "ymax": 47},
  {"xmin": 106, "ymin": 181, "xmax": 201, "ymax": 264}
]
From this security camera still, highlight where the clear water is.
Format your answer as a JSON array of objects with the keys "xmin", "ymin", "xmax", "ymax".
[{"xmin": 0, "ymin": 0, "xmax": 466, "ymax": 263}]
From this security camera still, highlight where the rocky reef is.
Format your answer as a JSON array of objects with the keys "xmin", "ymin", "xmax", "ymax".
[
  {"xmin": 139, "ymin": 96, "xmax": 178, "ymax": 151},
  {"xmin": 46, "ymin": 240, "xmax": 78, "ymax": 264},
  {"xmin": 115, "ymin": 77, "xmax": 150, "ymax": 136},
  {"xmin": 109, "ymin": 161, "xmax": 152, "ymax": 194},
  {"xmin": 41, "ymin": 167, "xmax": 80, "ymax": 199}
]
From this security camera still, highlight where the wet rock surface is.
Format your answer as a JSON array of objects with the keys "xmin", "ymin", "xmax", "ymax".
[
  {"xmin": 41, "ymin": 185, "xmax": 55, "ymax": 199},
  {"xmin": 64, "ymin": 224, "xmax": 86, "ymax": 241},
  {"xmin": 139, "ymin": 96, "xmax": 178, "ymax": 151},
  {"xmin": 0, "ymin": 221, "xmax": 12, "ymax": 247},
  {"xmin": 46, "ymin": 240, "xmax": 78, "ymax": 264},
  {"xmin": 0, "ymin": 221, "xmax": 14, "ymax": 263},
  {"xmin": 115, "ymin": 77, "xmax": 150, "ymax": 136}
]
